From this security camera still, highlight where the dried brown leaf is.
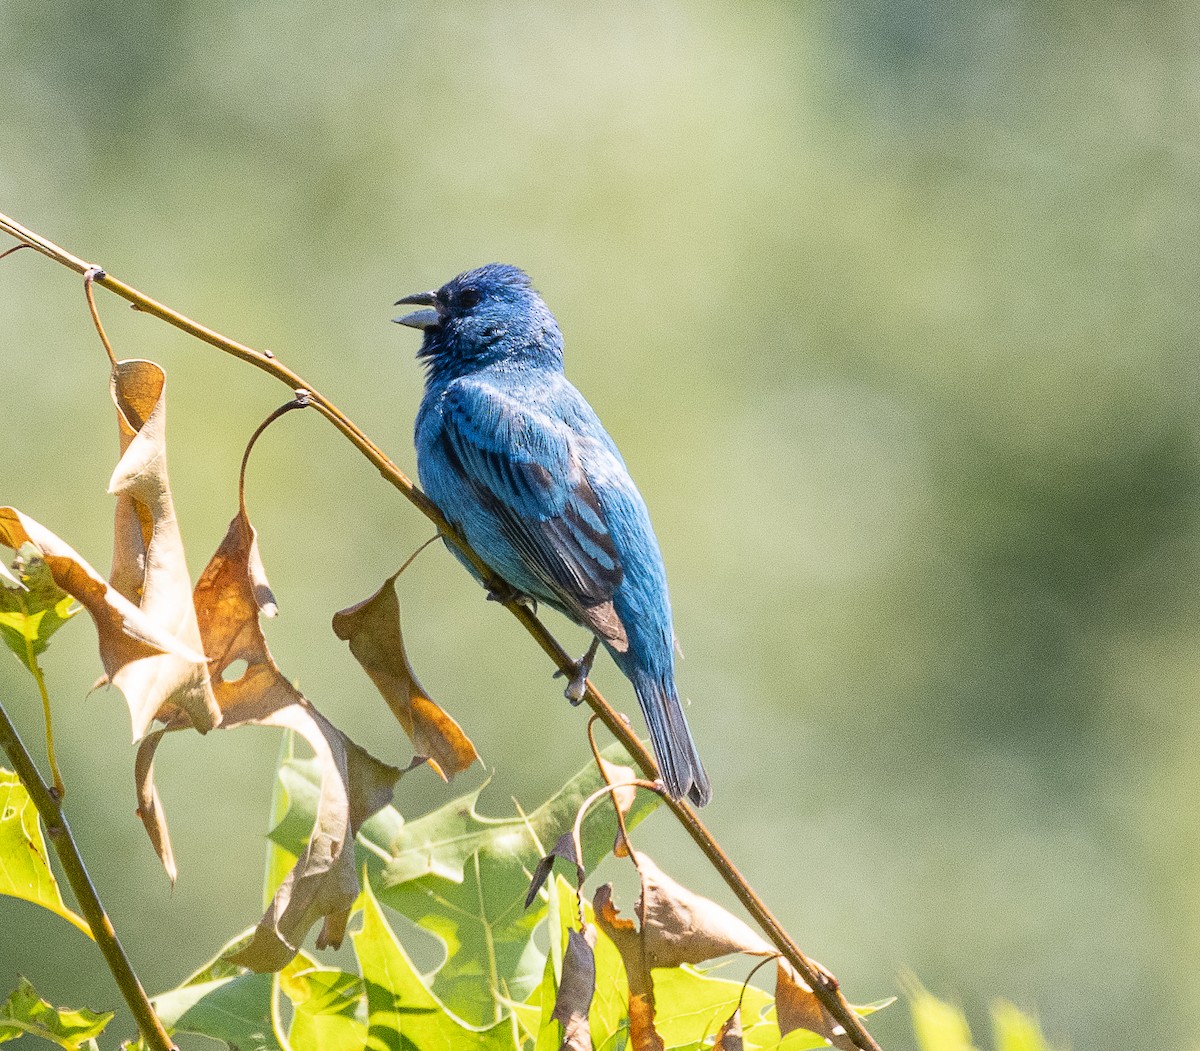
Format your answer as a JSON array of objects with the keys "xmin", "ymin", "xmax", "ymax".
[
  {"xmin": 553, "ymin": 924, "xmax": 596, "ymax": 1051},
  {"xmin": 593, "ymin": 882, "xmax": 650, "ymax": 1000},
  {"xmin": 593, "ymin": 886, "xmax": 667, "ymax": 1048},
  {"xmin": 596, "ymin": 754, "xmax": 638, "ymax": 857},
  {"xmin": 185, "ymin": 508, "xmax": 401, "ymax": 970},
  {"xmin": 0, "ymin": 509, "xmax": 206, "ymax": 693},
  {"xmin": 714, "ymin": 1006, "xmax": 744, "ymax": 1051},
  {"xmin": 107, "ymin": 360, "xmax": 220, "ymax": 736},
  {"xmin": 526, "ymin": 831, "xmax": 585, "ymax": 907},
  {"xmin": 776, "ymin": 960, "xmax": 855, "ymax": 1050},
  {"xmin": 633, "ymin": 851, "xmax": 774, "ymax": 968},
  {"xmin": 191, "ymin": 510, "xmax": 286, "ymax": 726},
  {"xmin": 597, "ymin": 755, "xmax": 638, "ymax": 817},
  {"xmin": 594, "ymin": 852, "xmax": 779, "ymax": 1051},
  {"xmin": 134, "ymin": 728, "xmax": 176, "ymax": 884},
  {"xmin": 628, "ymin": 993, "xmax": 666, "ymax": 1051},
  {"xmin": 229, "ymin": 701, "xmax": 400, "ymax": 970},
  {"xmin": 332, "ymin": 574, "xmax": 478, "ymax": 780}
]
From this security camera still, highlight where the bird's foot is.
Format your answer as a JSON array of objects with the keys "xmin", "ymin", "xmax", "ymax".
[
  {"xmin": 555, "ymin": 637, "xmax": 601, "ymax": 706},
  {"xmin": 486, "ymin": 581, "xmax": 537, "ymax": 613}
]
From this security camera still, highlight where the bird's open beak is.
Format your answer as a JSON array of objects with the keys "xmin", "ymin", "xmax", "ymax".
[{"xmin": 393, "ymin": 290, "xmax": 442, "ymax": 331}]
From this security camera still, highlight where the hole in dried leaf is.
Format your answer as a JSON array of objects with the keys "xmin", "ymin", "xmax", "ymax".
[
  {"xmin": 1, "ymin": 807, "xmax": 15, "ymax": 821},
  {"xmin": 220, "ymin": 659, "xmax": 249, "ymax": 684}
]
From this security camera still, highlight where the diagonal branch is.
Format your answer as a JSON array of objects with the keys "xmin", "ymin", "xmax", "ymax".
[{"xmin": 0, "ymin": 209, "xmax": 882, "ymax": 1051}]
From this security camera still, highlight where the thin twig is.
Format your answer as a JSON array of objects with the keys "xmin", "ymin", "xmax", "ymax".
[
  {"xmin": 393, "ymin": 533, "xmax": 440, "ymax": 579},
  {"xmin": 238, "ymin": 391, "xmax": 312, "ymax": 513},
  {"xmin": 570, "ymin": 779, "xmax": 664, "ymax": 875},
  {"xmin": 739, "ymin": 952, "xmax": 782, "ymax": 1012},
  {"xmin": 83, "ymin": 267, "xmax": 117, "ymax": 369},
  {"xmin": 0, "ymin": 210, "xmax": 881, "ymax": 1051},
  {"xmin": 586, "ymin": 715, "xmax": 635, "ymax": 858},
  {"xmin": 0, "ymin": 695, "xmax": 176, "ymax": 1051},
  {"xmin": 23, "ymin": 644, "xmax": 64, "ymax": 799}
]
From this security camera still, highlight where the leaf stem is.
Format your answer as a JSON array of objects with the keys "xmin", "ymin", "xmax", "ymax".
[
  {"xmin": 0, "ymin": 694, "xmax": 177, "ymax": 1051},
  {"xmin": 586, "ymin": 715, "xmax": 636, "ymax": 859},
  {"xmin": 0, "ymin": 210, "xmax": 882, "ymax": 1051},
  {"xmin": 23, "ymin": 643, "xmax": 64, "ymax": 798}
]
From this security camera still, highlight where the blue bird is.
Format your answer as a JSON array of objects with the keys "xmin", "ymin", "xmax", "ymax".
[{"xmin": 395, "ymin": 264, "xmax": 711, "ymax": 806}]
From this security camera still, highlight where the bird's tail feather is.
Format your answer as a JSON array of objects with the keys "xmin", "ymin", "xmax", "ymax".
[{"xmin": 633, "ymin": 672, "xmax": 712, "ymax": 807}]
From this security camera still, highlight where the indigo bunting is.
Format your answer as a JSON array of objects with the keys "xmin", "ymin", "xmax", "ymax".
[{"xmin": 395, "ymin": 264, "xmax": 711, "ymax": 806}]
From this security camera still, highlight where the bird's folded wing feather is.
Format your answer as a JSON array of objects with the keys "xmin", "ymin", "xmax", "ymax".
[{"xmin": 438, "ymin": 382, "xmax": 626, "ymax": 631}]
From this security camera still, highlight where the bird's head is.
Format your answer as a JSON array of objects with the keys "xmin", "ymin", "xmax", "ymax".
[{"xmin": 394, "ymin": 263, "xmax": 564, "ymax": 378}]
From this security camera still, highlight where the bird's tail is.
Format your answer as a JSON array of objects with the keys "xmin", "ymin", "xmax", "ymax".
[{"xmin": 633, "ymin": 671, "xmax": 712, "ymax": 807}]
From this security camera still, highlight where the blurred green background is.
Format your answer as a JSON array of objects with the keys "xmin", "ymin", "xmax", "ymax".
[{"xmin": 2, "ymin": 1, "xmax": 1197, "ymax": 1048}]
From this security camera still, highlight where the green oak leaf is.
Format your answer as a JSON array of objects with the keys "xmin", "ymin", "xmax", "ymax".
[
  {"xmin": 511, "ymin": 957, "xmax": 552, "ymax": 1049},
  {"xmin": 528, "ymin": 874, "xmax": 571, "ymax": 1051},
  {"xmin": 991, "ymin": 1000, "xmax": 1056, "ymax": 1051},
  {"xmin": 649, "ymin": 965, "xmax": 775, "ymax": 1051},
  {"xmin": 537, "ymin": 874, "xmax": 628, "ymax": 1051},
  {"xmin": 352, "ymin": 878, "xmax": 516, "ymax": 1051},
  {"xmin": 262, "ymin": 733, "xmax": 302, "ymax": 908},
  {"xmin": 0, "ymin": 769, "xmax": 90, "ymax": 936},
  {"xmin": 278, "ymin": 953, "xmax": 366, "ymax": 1051},
  {"xmin": 376, "ymin": 744, "xmax": 658, "ymax": 1025},
  {"xmin": 0, "ymin": 976, "xmax": 112, "ymax": 1050},
  {"xmin": 146, "ymin": 935, "xmax": 374, "ymax": 1051},
  {"xmin": 146, "ymin": 930, "xmax": 280, "ymax": 1051},
  {"xmin": 269, "ymin": 743, "xmax": 660, "ymax": 1026},
  {"xmin": 907, "ymin": 979, "xmax": 980, "ymax": 1051},
  {"xmin": 153, "ymin": 975, "xmax": 279, "ymax": 1051},
  {"xmin": 906, "ymin": 980, "xmax": 1054, "ymax": 1051},
  {"xmin": 0, "ymin": 544, "xmax": 77, "ymax": 674},
  {"xmin": 532, "ymin": 873, "xmax": 628, "ymax": 1051}
]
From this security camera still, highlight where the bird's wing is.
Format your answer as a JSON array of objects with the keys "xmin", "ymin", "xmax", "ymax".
[{"xmin": 438, "ymin": 380, "xmax": 628, "ymax": 646}]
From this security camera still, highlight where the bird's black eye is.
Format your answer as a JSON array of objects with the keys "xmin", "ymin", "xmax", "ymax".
[{"xmin": 458, "ymin": 287, "xmax": 481, "ymax": 311}]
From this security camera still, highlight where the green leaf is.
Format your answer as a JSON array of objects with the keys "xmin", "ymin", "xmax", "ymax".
[
  {"xmin": 650, "ymin": 965, "xmax": 776, "ymax": 1051},
  {"xmin": 906, "ymin": 980, "xmax": 979, "ymax": 1051},
  {"xmin": 153, "ymin": 974, "xmax": 279, "ymax": 1051},
  {"xmin": 147, "ymin": 930, "xmax": 281, "ymax": 1051},
  {"xmin": 263, "ymin": 732, "xmax": 302, "ymax": 909},
  {"xmin": 526, "ymin": 949, "xmax": 559, "ymax": 1051},
  {"xmin": 0, "ymin": 769, "xmax": 90, "ymax": 936},
  {"xmin": 991, "ymin": 1000, "xmax": 1055, "ymax": 1051},
  {"xmin": 0, "ymin": 976, "xmax": 112, "ymax": 1050},
  {"xmin": 269, "ymin": 743, "xmax": 661, "ymax": 1026},
  {"xmin": 381, "ymin": 744, "xmax": 658, "ymax": 1024},
  {"xmin": 0, "ymin": 544, "xmax": 77, "ymax": 674},
  {"xmin": 544, "ymin": 875, "xmax": 628, "ymax": 1051},
  {"xmin": 530, "ymin": 875, "xmax": 572, "ymax": 1051},
  {"xmin": 503, "ymin": 880, "xmax": 572, "ymax": 1047},
  {"xmin": 279, "ymin": 953, "xmax": 367, "ymax": 1051},
  {"xmin": 352, "ymin": 878, "xmax": 516, "ymax": 1051},
  {"xmin": 503, "ymin": 985, "xmax": 543, "ymax": 1048},
  {"xmin": 904, "ymin": 982, "xmax": 1054, "ymax": 1051}
]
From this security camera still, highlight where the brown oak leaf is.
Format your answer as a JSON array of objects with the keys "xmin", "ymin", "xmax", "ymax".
[
  {"xmin": 553, "ymin": 924, "xmax": 597, "ymax": 1051},
  {"xmin": 332, "ymin": 572, "xmax": 478, "ymax": 780},
  {"xmin": 107, "ymin": 359, "xmax": 220, "ymax": 736},
  {"xmin": 776, "ymin": 959, "xmax": 855, "ymax": 1051},
  {"xmin": 0, "ymin": 509, "xmax": 206, "ymax": 703},
  {"xmin": 714, "ymin": 1006, "xmax": 743, "ymax": 1051},
  {"xmin": 135, "ymin": 507, "xmax": 402, "ymax": 969}
]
